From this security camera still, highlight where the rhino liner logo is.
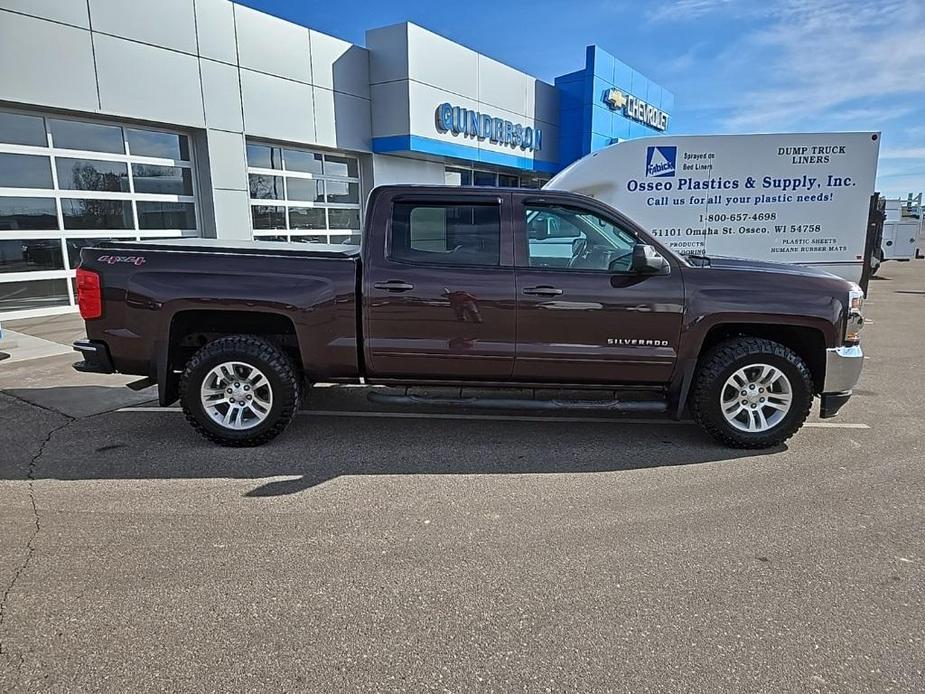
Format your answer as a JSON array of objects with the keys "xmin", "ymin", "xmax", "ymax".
[{"xmin": 645, "ymin": 146, "xmax": 677, "ymax": 177}]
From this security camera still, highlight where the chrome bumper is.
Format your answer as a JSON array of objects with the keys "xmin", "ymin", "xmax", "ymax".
[{"xmin": 823, "ymin": 344, "xmax": 863, "ymax": 393}]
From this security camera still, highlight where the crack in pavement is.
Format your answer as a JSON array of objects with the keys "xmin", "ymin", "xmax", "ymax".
[
  {"xmin": 0, "ymin": 415, "xmax": 75, "ymax": 669},
  {"xmin": 0, "ymin": 391, "xmax": 132, "ymax": 679}
]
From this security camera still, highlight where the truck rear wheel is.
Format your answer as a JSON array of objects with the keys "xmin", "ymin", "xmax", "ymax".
[
  {"xmin": 690, "ymin": 337, "xmax": 813, "ymax": 449},
  {"xmin": 179, "ymin": 335, "xmax": 300, "ymax": 447}
]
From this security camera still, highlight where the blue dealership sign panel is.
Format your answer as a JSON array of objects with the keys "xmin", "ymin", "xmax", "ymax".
[{"xmin": 556, "ymin": 45, "xmax": 673, "ymax": 168}]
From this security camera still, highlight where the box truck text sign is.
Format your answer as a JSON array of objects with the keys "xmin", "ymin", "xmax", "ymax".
[{"xmin": 583, "ymin": 133, "xmax": 880, "ymax": 267}]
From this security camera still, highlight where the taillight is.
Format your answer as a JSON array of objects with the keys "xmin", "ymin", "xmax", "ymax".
[{"xmin": 76, "ymin": 267, "xmax": 102, "ymax": 320}]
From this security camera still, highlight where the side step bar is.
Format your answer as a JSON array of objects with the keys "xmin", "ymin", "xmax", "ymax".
[{"xmin": 367, "ymin": 391, "xmax": 668, "ymax": 414}]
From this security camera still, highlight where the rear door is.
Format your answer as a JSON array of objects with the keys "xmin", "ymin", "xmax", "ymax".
[
  {"xmin": 513, "ymin": 193, "xmax": 684, "ymax": 384},
  {"xmin": 363, "ymin": 191, "xmax": 516, "ymax": 380}
]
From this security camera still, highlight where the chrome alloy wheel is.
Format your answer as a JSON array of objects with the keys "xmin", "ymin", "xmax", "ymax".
[
  {"xmin": 720, "ymin": 364, "xmax": 793, "ymax": 433},
  {"xmin": 200, "ymin": 361, "xmax": 273, "ymax": 431}
]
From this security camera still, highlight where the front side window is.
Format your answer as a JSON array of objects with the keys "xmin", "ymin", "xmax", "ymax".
[
  {"xmin": 525, "ymin": 205, "xmax": 636, "ymax": 271},
  {"xmin": 391, "ymin": 203, "xmax": 501, "ymax": 267}
]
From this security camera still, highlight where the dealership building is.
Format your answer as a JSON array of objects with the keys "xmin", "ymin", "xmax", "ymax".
[{"xmin": 0, "ymin": 0, "xmax": 673, "ymax": 320}]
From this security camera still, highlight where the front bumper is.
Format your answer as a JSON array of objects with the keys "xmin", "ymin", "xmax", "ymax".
[
  {"xmin": 819, "ymin": 344, "xmax": 863, "ymax": 419},
  {"xmin": 72, "ymin": 339, "xmax": 115, "ymax": 374},
  {"xmin": 823, "ymin": 344, "xmax": 864, "ymax": 392}
]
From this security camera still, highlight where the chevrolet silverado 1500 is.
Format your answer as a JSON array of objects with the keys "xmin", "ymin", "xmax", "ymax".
[{"xmin": 73, "ymin": 185, "xmax": 865, "ymax": 448}]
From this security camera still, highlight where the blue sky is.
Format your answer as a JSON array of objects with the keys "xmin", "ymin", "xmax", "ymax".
[{"xmin": 237, "ymin": 0, "xmax": 925, "ymax": 197}]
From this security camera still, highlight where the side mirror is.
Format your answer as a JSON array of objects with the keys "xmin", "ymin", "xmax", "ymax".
[{"xmin": 631, "ymin": 243, "xmax": 670, "ymax": 274}]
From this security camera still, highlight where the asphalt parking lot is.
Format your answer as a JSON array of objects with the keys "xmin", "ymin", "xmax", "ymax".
[{"xmin": 1, "ymin": 262, "xmax": 923, "ymax": 693}]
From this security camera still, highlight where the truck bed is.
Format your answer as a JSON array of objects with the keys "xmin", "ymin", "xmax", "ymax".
[
  {"xmin": 95, "ymin": 238, "xmax": 361, "ymax": 259},
  {"xmin": 78, "ymin": 238, "xmax": 360, "ymax": 386}
]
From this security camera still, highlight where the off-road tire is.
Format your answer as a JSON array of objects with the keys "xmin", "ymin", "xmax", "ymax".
[
  {"xmin": 691, "ymin": 337, "xmax": 813, "ymax": 449},
  {"xmin": 179, "ymin": 335, "xmax": 300, "ymax": 447}
]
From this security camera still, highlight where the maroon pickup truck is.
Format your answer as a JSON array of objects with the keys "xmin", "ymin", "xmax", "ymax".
[{"xmin": 73, "ymin": 185, "xmax": 865, "ymax": 448}]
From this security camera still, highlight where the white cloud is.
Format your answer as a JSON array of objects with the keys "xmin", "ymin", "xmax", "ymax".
[
  {"xmin": 647, "ymin": 0, "xmax": 739, "ymax": 22},
  {"xmin": 880, "ymin": 147, "xmax": 925, "ymax": 160},
  {"xmin": 649, "ymin": 0, "xmax": 925, "ymax": 194},
  {"xmin": 720, "ymin": 1, "xmax": 925, "ymax": 130},
  {"xmin": 649, "ymin": 0, "xmax": 925, "ymax": 130}
]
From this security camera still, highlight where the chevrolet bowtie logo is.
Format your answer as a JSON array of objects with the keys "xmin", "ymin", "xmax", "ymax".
[{"xmin": 604, "ymin": 88, "xmax": 627, "ymax": 110}]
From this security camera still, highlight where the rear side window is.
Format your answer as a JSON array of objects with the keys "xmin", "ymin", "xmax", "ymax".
[{"xmin": 390, "ymin": 203, "xmax": 500, "ymax": 267}]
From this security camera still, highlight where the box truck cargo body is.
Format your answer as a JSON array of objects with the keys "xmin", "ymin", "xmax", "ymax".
[{"xmin": 546, "ymin": 133, "xmax": 881, "ymax": 284}]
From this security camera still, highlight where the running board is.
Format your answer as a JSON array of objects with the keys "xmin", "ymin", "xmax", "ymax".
[
  {"xmin": 367, "ymin": 391, "xmax": 668, "ymax": 414},
  {"xmin": 125, "ymin": 376, "xmax": 156, "ymax": 391}
]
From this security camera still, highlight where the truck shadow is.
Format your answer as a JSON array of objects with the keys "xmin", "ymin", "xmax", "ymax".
[
  {"xmin": 1, "ymin": 389, "xmax": 785, "ymax": 496},
  {"xmin": 247, "ymin": 411, "xmax": 786, "ymax": 494}
]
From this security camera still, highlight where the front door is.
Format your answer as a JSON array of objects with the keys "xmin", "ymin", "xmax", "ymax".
[
  {"xmin": 513, "ymin": 196, "xmax": 684, "ymax": 384},
  {"xmin": 363, "ymin": 193, "xmax": 516, "ymax": 380}
]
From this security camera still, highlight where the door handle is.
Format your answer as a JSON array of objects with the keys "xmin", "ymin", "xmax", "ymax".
[
  {"xmin": 522, "ymin": 286, "xmax": 563, "ymax": 296},
  {"xmin": 373, "ymin": 280, "xmax": 415, "ymax": 292}
]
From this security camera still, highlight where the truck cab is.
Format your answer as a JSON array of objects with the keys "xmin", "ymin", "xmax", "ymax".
[{"xmin": 361, "ymin": 186, "xmax": 683, "ymax": 385}]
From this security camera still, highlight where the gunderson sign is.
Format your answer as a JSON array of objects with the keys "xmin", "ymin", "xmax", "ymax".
[
  {"xmin": 603, "ymin": 88, "xmax": 669, "ymax": 132},
  {"xmin": 434, "ymin": 102, "xmax": 543, "ymax": 152}
]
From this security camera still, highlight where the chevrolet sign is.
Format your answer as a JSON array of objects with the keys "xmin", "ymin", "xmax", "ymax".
[{"xmin": 603, "ymin": 88, "xmax": 669, "ymax": 132}]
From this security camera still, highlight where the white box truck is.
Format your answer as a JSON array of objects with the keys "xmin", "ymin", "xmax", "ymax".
[
  {"xmin": 546, "ymin": 132, "xmax": 881, "ymax": 285},
  {"xmin": 877, "ymin": 195, "xmax": 921, "ymax": 270}
]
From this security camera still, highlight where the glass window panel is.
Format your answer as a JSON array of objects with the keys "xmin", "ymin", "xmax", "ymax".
[
  {"xmin": 390, "ymin": 203, "xmax": 500, "ymax": 266},
  {"xmin": 251, "ymin": 205, "xmax": 286, "ymax": 230},
  {"xmin": 50, "ymin": 119, "xmax": 124, "ymax": 154},
  {"xmin": 137, "ymin": 201, "xmax": 196, "ymax": 229},
  {"xmin": 127, "ymin": 129, "xmax": 189, "ymax": 160},
  {"xmin": 286, "ymin": 177, "xmax": 324, "ymax": 202},
  {"xmin": 444, "ymin": 168, "xmax": 471, "ymax": 186},
  {"xmin": 473, "ymin": 171, "xmax": 497, "ymax": 186},
  {"xmin": 498, "ymin": 174, "xmax": 519, "ymax": 188},
  {"xmin": 326, "ymin": 181, "xmax": 359, "ymax": 204},
  {"xmin": 0, "ymin": 239, "xmax": 64, "ymax": 273},
  {"xmin": 290, "ymin": 235, "xmax": 328, "ymax": 244},
  {"xmin": 131, "ymin": 164, "xmax": 193, "ymax": 195},
  {"xmin": 520, "ymin": 175, "xmax": 548, "ymax": 189},
  {"xmin": 289, "ymin": 207, "xmax": 326, "ymax": 230},
  {"xmin": 0, "ymin": 197, "xmax": 58, "ymax": 230},
  {"xmin": 324, "ymin": 155, "xmax": 358, "ymax": 178},
  {"xmin": 56, "ymin": 158, "xmax": 129, "ymax": 192},
  {"xmin": 0, "ymin": 153, "xmax": 53, "ymax": 188},
  {"xmin": 248, "ymin": 173, "xmax": 283, "ymax": 200},
  {"xmin": 0, "ymin": 278, "xmax": 70, "ymax": 312},
  {"xmin": 256, "ymin": 234, "xmax": 288, "ymax": 242},
  {"xmin": 328, "ymin": 208, "xmax": 360, "ymax": 230},
  {"xmin": 61, "ymin": 199, "xmax": 133, "ymax": 230},
  {"xmin": 0, "ymin": 111, "xmax": 46, "ymax": 147},
  {"xmin": 65, "ymin": 237, "xmax": 118, "ymax": 268},
  {"xmin": 329, "ymin": 234, "xmax": 360, "ymax": 246},
  {"xmin": 246, "ymin": 144, "xmax": 283, "ymax": 169},
  {"xmin": 284, "ymin": 149, "xmax": 323, "ymax": 174}
]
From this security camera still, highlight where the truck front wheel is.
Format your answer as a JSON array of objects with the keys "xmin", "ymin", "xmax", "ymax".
[
  {"xmin": 179, "ymin": 335, "xmax": 301, "ymax": 446},
  {"xmin": 690, "ymin": 337, "xmax": 813, "ymax": 449}
]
